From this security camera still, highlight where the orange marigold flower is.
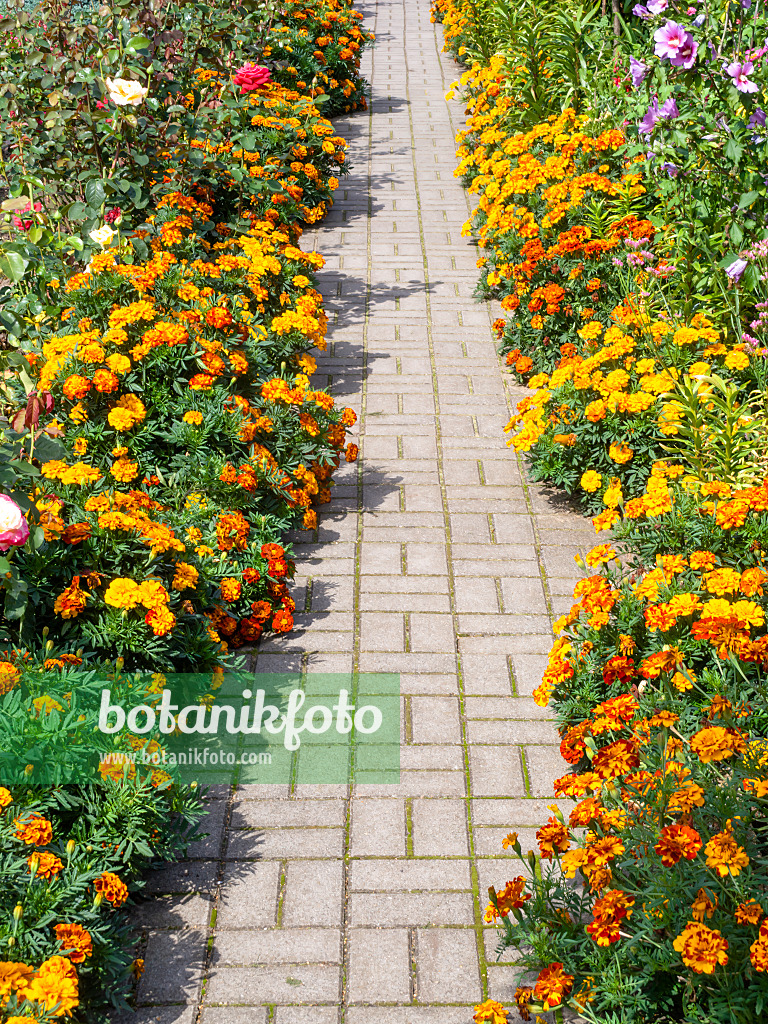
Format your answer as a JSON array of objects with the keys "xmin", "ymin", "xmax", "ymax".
[
  {"xmin": 473, "ymin": 999, "xmax": 508, "ymax": 1024},
  {"xmin": 536, "ymin": 817, "xmax": 571, "ymax": 859},
  {"xmin": 586, "ymin": 888, "xmax": 634, "ymax": 946},
  {"xmin": 690, "ymin": 725, "xmax": 746, "ymax": 763},
  {"xmin": 483, "ymin": 876, "xmax": 531, "ymax": 923},
  {"xmin": 220, "ymin": 577, "xmax": 242, "ymax": 602},
  {"xmin": 532, "ymin": 962, "xmax": 574, "ymax": 1011},
  {"xmin": 92, "ymin": 369, "xmax": 120, "ymax": 393},
  {"xmin": 28, "ymin": 850, "xmax": 63, "ymax": 879},
  {"xmin": 205, "ymin": 306, "xmax": 233, "ymax": 328},
  {"xmin": 62, "ymin": 375, "xmax": 91, "ymax": 400},
  {"xmin": 705, "ymin": 821, "xmax": 749, "ymax": 877},
  {"xmin": 690, "ymin": 550, "xmax": 718, "ymax": 570},
  {"xmin": 93, "ymin": 870, "xmax": 129, "ymax": 907},
  {"xmin": 585, "ymin": 543, "xmax": 616, "ymax": 566},
  {"xmin": 654, "ymin": 824, "xmax": 702, "ymax": 867},
  {"xmin": 673, "ymin": 921, "xmax": 728, "ymax": 974},
  {"xmin": 271, "ymin": 609, "xmax": 294, "ymax": 633},
  {"xmin": 592, "ymin": 739, "xmax": 639, "ymax": 779},
  {"xmin": 14, "ymin": 815, "xmax": 53, "ymax": 845},
  {"xmin": 145, "ymin": 606, "xmax": 176, "ymax": 636},
  {"xmin": 736, "ymin": 901, "xmax": 763, "ymax": 926},
  {"xmin": 53, "ymin": 576, "xmax": 88, "ymax": 619},
  {"xmin": 216, "ymin": 511, "xmax": 250, "ymax": 551},
  {"xmin": 750, "ymin": 920, "xmax": 768, "ymax": 970},
  {"xmin": 54, "ymin": 923, "xmax": 93, "ymax": 963}
]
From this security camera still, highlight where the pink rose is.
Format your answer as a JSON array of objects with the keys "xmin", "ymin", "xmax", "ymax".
[
  {"xmin": 12, "ymin": 201, "xmax": 42, "ymax": 232},
  {"xmin": 0, "ymin": 495, "xmax": 29, "ymax": 552},
  {"xmin": 233, "ymin": 63, "xmax": 272, "ymax": 92}
]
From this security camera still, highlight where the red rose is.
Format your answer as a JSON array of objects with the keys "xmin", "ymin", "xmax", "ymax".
[{"xmin": 233, "ymin": 63, "xmax": 271, "ymax": 92}]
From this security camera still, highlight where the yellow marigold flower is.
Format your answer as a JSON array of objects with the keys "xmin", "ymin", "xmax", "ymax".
[
  {"xmin": 104, "ymin": 578, "xmax": 141, "ymax": 610},
  {"xmin": 705, "ymin": 821, "xmax": 749, "ymax": 878},
  {"xmin": 585, "ymin": 399, "xmax": 606, "ymax": 422},
  {"xmin": 183, "ymin": 411, "xmax": 204, "ymax": 425},
  {"xmin": 111, "ymin": 458, "xmax": 139, "ymax": 482},
  {"xmin": 603, "ymin": 485, "xmax": 623, "ymax": 508},
  {"xmin": 580, "ymin": 470, "xmax": 602, "ymax": 493},
  {"xmin": 21, "ymin": 955, "xmax": 79, "ymax": 1016},
  {"xmin": 673, "ymin": 921, "xmax": 728, "ymax": 974},
  {"xmin": 690, "ymin": 725, "xmax": 746, "ymax": 763},
  {"xmin": 106, "ymin": 353, "xmax": 131, "ymax": 374},
  {"xmin": 609, "ymin": 443, "xmax": 633, "ymax": 464},
  {"xmin": 172, "ymin": 564, "xmax": 199, "ymax": 597},
  {"xmin": 703, "ymin": 568, "xmax": 741, "ymax": 595},
  {"xmin": 473, "ymin": 999, "xmax": 507, "ymax": 1024},
  {"xmin": 672, "ymin": 326, "xmax": 698, "ymax": 347},
  {"xmin": 724, "ymin": 350, "xmax": 749, "ymax": 371},
  {"xmin": 108, "ymin": 408, "xmax": 137, "ymax": 431},
  {"xmin": 578, "ymin": 320, "xmax": 603, "ymax": 341}
]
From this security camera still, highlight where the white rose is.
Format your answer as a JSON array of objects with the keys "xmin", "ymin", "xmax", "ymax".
[
  {"xmin": 105, "ymin": 77, "xmax": 148, "ymax": 107},
  {"xmin": 89, "ymin": 224, "xmax": 115, "ymax": 248}
]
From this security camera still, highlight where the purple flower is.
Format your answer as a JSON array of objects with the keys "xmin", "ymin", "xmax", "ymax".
[
  {"xmin": 693, "ymin": 12, "xmax": 705, "ymax": 25},
  {"xmin": 654, "ymin": 21, "xmax": 697, "ymax": 67},
  {"xmin": 661, "ymin": 161, "xmax": 679, "ymax": 177},
  {"xmin": 639, "ymin": 95, "xmax": 679, "ymax": 134},
  {"xmin": 748, "ymin": 108, "xmax": 766, "ymax": 129},
  {"xmin": 727, "ymin": 60, "xmax": 759, "ymax": 93},
  {"xmin": 648, "ymin": 0, "xmax": 669, "ymax": 11},
  {"xmin": 630, "ymin": 56, "xmax": 649, "ymax": 87},
  {"xmin": 639, "ymin": 98, "xmax": 660, "ymax": 133},
  {"xmin": 633, "ymin": 4, "xmax": 651, "ymax": 16},
  {"xmin": 726, "ymin": 258, "xmax": 748, "ymax": 282},
  {"xmin": 673, "ymin": 35, "xmax": 698, "ymax": 67}
]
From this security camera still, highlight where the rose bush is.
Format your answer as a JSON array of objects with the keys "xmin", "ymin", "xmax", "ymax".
[{"xmin": 0, "ymin": 0, "xmax": 371, "ymax": 1016}]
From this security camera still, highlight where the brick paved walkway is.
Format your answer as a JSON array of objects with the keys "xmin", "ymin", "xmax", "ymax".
[{"xmin": 129, "ymin": 2, "xmax": 600, "ymax": 1022}]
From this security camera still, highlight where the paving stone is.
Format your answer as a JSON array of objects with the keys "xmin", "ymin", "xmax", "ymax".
[
  {"xmin": 212, "ymin": 929, "xmax": 341, "ymax": 965},
  {"xmin": 205, "ymin": 965, "xmax": 341, "ymax": 1005},
  {"xmin": 137, "ymin": 930, "xmax": 207, "ymax": 1004},
  {"xmin": 349, "ymin": 892, "xmax": 475, "ymax": 927},
  {"xmin": 202, "ymin": 1010, "xmax": 269, "ymax": 1024},
  {"xmin": 346, "ymin": 1012, "xmax": 474, "ymax": 1024},
  {"xmin": 415, "ymin": 929, "xmax": 483, "ymax": 1002},
  {"xmin": 117, "ymin": 1008, "xmax": 199, "ymax": 1024},
  {"xmin": 274, "ymin": 1010, "xmax": 339, "ymax": 1024},
  {"xmin": 282, "ymin": 860, "xmax": 345, "ymax": 927},
  {"xmin": 216, "ymin": 862, "xmax": 281, "ymax": 928},
  {"xmin": 348, "ymin": 928, "xmax": 411, "ymax": 1003},
  {"xmin": 349, "ymin": 859, "xmax": 472, "ymax": 891},
  {"xmin": 412, "ymin": 798, "xmax": 470, "ymax": 857},
  {"xmin": 132, "ymin": 893, "xmax": 213, "ymax": 931},
  {"xmin": 130, "ymin": 9, "xmax": 601, "ymax": 1019},
  {"xmin": 351, "ymin": 797, "xmax": 407, "ymax": 857}
]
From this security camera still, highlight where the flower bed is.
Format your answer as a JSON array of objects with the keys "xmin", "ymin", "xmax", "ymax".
[
  {"xmin": 0, "ymin": 0, "xmax": 372, "ymax": 1016},
  {"xmin": 434, "ymin": 0, "xmax": 768, "ymax": 1018}
]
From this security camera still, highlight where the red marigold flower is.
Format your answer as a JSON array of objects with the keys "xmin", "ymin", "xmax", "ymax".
[
  {"xmin": 532, "ymin": 962, "xmax": 574, "ymax": 1010},
  {"xmin": 536, "ymin": 817, "xmax": 571, "ymax": 859},
  {"xmin": 271, "ymin": 609, "xmax": 293, "ymax": 632},
  {"xmin": 654, "ymin": 824, "xmax": 702, "ymax": 867},
  {"xmin": 205, "ymin": 306, "xmax": 233, "ymax": 329},
  {"xmin": 592, "ymin": 738, "xmax": 639, "ymax": 779}
]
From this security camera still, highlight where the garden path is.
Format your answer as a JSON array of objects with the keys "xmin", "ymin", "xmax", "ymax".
[{"xmin": 128, "ymin": 2, "xmax": 598, "ymax": 1021}]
